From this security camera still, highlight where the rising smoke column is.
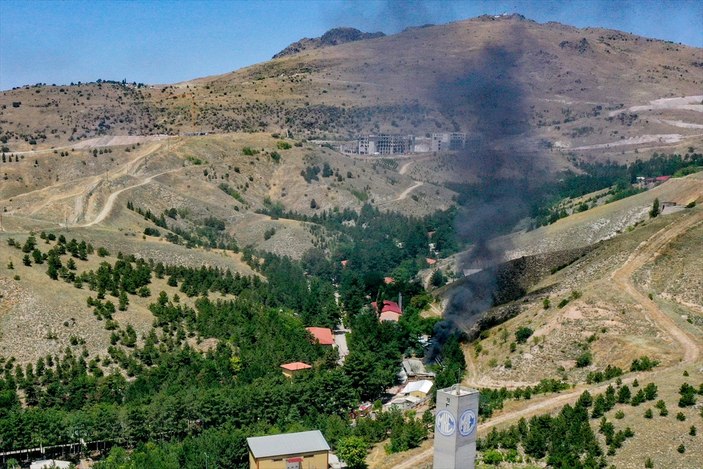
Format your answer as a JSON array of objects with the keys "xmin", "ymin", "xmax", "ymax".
[{"xmin": 428, "ymin": 22, "xmax": 549, "ymax": 358}]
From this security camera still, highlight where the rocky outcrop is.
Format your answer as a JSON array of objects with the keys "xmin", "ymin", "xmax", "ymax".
[{"xmin": 273, "ymin": 27, "xmax": 385, "ymax": 59}]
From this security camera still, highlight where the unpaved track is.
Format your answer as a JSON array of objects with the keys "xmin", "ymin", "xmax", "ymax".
[
  {"xmin": 81, "ymin": 167, "xmax": 184, "ymax": 227},
  {"xmin": 399, "ymin": 161, "xmax": 414, "ymax": 175},
  {"xmin": 610, "ymin": 210, "xmax": 703, "ymax": 364},
  {"xmin": 390, "ymin": 210, "xmax": 703, "ymax": 469},
  {"xmin": 396, "ymin": 181, "xmax": 423, "ymax": 201}
]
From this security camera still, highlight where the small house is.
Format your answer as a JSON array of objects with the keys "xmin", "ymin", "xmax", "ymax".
[
  {"xmin": 400, "ymin": 379, "xmax": 434, "ymax": 399},
  {"xmin": 306, "ymin": 327, "xmax": 335, "ymax": 346},
  {"xmin": 371, "ymin": 300, "xmax": 403, "ymax": 322},
  {"xmin": 247, "ymin": 430, "xmax": 330, "ymax": 469},
  {"xmin": 280, "ymin": 362, "xmax": 312, "ymax": 378}
]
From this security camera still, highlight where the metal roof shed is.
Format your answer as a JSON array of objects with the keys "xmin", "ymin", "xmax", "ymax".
[{"xmin": 247, "ymin": 430, "xmax": 330, "ymax": 459}]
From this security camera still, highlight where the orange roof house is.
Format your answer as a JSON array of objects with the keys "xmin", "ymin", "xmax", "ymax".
[
  {"xmin": 371, "ymin": 300, "xmax": 403, "ymax": 322},
  {"xmin": 281, "ymin": 361, "xmax": 312, "ymax": 378},
  {"xmin": 379, "ymin": 311, "xmax": 401, "ymax": 322},
  {"xmin": 306, "ymin": 327, "xmax": 335, "ymax": 346},
  {"xmin": 426, "ymin": 258, "xmax": 437, "ymax": 265},
  {"xmin": 384, "ymin": 277, "xmax": 395, "ymax": 285}
]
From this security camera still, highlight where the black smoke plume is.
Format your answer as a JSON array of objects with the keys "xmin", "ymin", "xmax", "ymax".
[{"xmin": 428, "ymin": 23, "xmax": 548, "ymax": 361}]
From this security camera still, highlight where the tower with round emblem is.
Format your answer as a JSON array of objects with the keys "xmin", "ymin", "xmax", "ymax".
[{"xmin": 433, "ymin": 384, "xmax": 479, "ymax": 468}]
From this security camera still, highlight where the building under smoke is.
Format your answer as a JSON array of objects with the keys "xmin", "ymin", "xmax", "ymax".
[
  {"xmin": 357, "ymin": 134, "xmax": 415, "ymax": 155},
  {"xmin": 431, "ymin": 132, "xmax": 467, "ymax": 151}
]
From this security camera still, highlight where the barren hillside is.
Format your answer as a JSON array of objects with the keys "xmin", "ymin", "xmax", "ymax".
[{"xmin": 2, "ymin": 15, "xmax": 701, "ymax": 167}]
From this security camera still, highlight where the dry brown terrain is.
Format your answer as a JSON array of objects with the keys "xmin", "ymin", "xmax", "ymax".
[
  {"xmin": 379, "ymin": 204, "xmax": 703, "ymax": 469},
  {"xmin": 2, "ymin": 15, "xmax": 701, "ymax": 168}
]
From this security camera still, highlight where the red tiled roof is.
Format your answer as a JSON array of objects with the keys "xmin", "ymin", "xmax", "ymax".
[
  {"xmin": 341, "ymin": 259, "xmax": 349, "ymax": 267},
  {"xmin": 281, "ymin": 362, "xmax": 312, "ymax": 371},
  {"xmin": 371, "ymin": 300, "xmax": 402, "ymax": 315},
  {"xmin": 426, "ymin": 258, "xmax": 437, "ymax": 265},
  {"xmin": 380, "ymin": 311, "xmax": 401, "ymax": 322},
  {"xmin": 306, "ymin": 327, "xmax": 335, "ymax": 345},
  {"xmin": 384, "ymin": 277, "xmax": 395, "ymax": 285},
  {"xmin": 655, "ymin": 175, "xmax": 671, "ymax": 182}
]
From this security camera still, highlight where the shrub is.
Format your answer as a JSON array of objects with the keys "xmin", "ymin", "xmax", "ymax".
[
  {"xmin": 576, "ymin": 351, "xmax": 593, "ymax": 368},
  {"xmin": 515, "ymin": 327, "xmax": 533, "ymax": 344},
  {"xmin": 630, "ymin": 356, "xmax": 659, "ymax": 372},
  {"xmin": 631, "ymin": 389, "xmax": 646, "ymax": 406},
  {"xmin": 482, "ymin": 449, "xmax": 504, "ymax": 465},
  {"xmin": 678, "ymin": 383, "xmax": 697, "ymax": 407},
  {"xmin": 649, "ymin": 198, "xmax": 660, "ymax": 218}
]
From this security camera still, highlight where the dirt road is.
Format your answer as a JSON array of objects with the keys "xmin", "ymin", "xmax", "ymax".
[
  {"xmin": 399, "ymin": 161, "xmax": 414, "ymax": 175},
  {"xmin": 396, "ymin": 181, "xmax": 424, "ymax": 201},
  {"xmin": 610, "ymin": 210, "xmax": 703, "ymax": 364},
  {"xmin": 389, "ymin": 209, "xmax": 703, "ymax": 469},
  {"xmin": 81, "ymin": 167, "xmax": 184, "ymax": 227}
]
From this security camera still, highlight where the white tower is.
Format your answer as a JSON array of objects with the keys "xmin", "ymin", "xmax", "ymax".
[{"xmin": 433, "ymin": 384, "xmax": 479, "ymax": 469}]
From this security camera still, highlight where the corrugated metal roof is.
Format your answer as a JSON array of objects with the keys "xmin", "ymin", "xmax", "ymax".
[
  {"xmin": 401, "ymin": 379, "xmax": 433, "ymax": 395},
  {"xmin": 247, "ymin": 430, "xmax": 330, "ymax": 459}
]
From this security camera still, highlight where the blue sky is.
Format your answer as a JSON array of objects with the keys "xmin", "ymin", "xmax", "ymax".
[{"xmin": 1, "ymin": 0, "xmax": 701, "ymax": 90}]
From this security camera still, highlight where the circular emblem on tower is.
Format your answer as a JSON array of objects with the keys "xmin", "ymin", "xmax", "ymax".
[
  {"xmin": 435, "ymin": 410, "xmax": 456, "ymax": 436},
  {"xmin": 459, "ymin": 409, "xmax": 477, "ymax": 436}
]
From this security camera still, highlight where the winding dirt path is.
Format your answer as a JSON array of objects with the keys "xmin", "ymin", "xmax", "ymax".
[
  {"xmin": 80, "ymin": 167, "xmax": 184, "ymax": 227},
  {"xmin": 610, "ymin": 210, "xmax": 703, "ymax": 364},
  {"xmin": 396, "ymin": 181, "xmax": 424, "ymax": 201},
  {"xmin": 390, "ymin": 210, "xmax": 703, "ymax": 469},
  {"xmin": 399, "ymin": 161, "xmax": 414, "ymax": 175}
]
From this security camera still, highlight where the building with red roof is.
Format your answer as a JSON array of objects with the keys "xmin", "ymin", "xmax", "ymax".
[
  {"xmin": 655, "ymin": 175, "xmax": 671, "ymax": 183},
  {"xmin": 280, "ymin": 361, "xmax": 312, "ymax": 378},
  {"xmin": 371, "ymin": 300, "xmax": 402, "ymax": 314},
  {"xmin": 384, "ymin": 277, "xmax": 395, "ymax": 285},
  {"xmin": 306, "ymin": 327, "xmax": 335, "ymax": 346},
  {"xmin": 371, "ymin": 300, "xmax": 403, "ymax": 322},
  {"xmin": 426, "ymin": 258, "xmax": 437, "ymax": 265},
  {"xmin": 379, "ymin": 311, "xmax": 401, "ymax": 322}
]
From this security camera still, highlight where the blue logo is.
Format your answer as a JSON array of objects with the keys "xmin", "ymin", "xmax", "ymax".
[
  {"xmin": 436, "ymin": 410, "xmax": 456, "ymax": 436},
  {"xmin": 459, "ymin": 409, "xmax": 477, "ymax": 437}
]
